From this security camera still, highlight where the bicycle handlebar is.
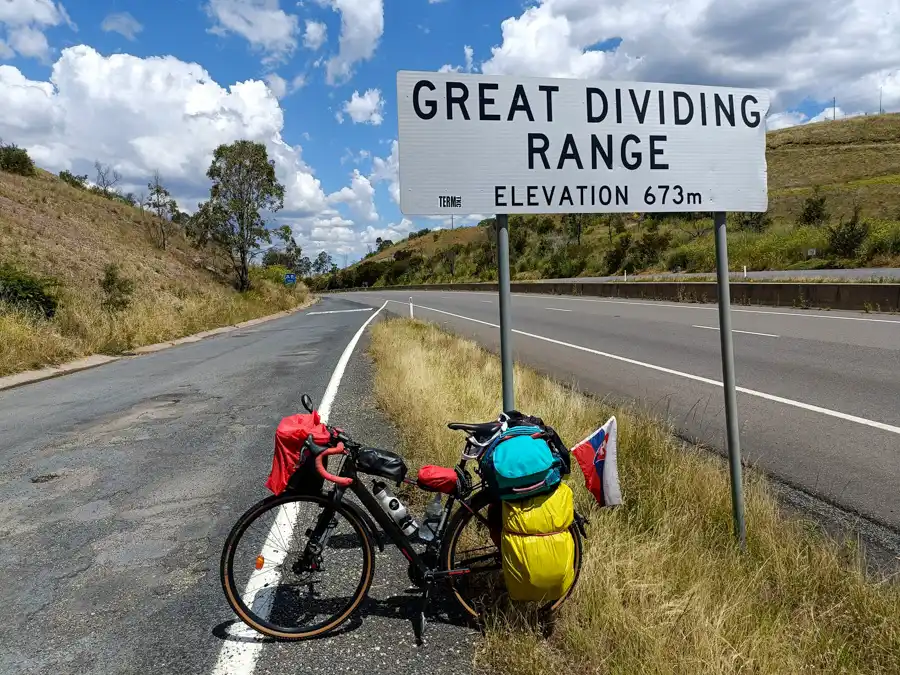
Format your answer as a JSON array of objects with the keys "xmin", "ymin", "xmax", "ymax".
[{"xmin": 315, "ymin": 443, "xmax": 353, "ymax": 487}]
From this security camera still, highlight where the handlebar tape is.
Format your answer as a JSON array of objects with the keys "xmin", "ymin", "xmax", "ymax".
[{"xmin": 315, "ymin": 443, "xmax": 353, "ymax": 487}]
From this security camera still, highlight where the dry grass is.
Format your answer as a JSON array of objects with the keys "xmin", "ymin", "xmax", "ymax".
[
  {"xmin": 368, "ymin": 319, "xmax": 900, "ymax": 675},
  {"xmin": 365, "ymin": 225, "xmax": 486, "ymax": 264},
  {"xmin": 767, "ymin": 114, "xmax": 900, "ymax": 221},
  {"xmin": 0, "ymin": 169, "xmax": 311, "ymax": 376}
]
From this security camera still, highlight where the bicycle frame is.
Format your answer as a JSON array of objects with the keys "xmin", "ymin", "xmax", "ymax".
[{"xmin": 313, "ymin": 447, "xmax": 489, "ymax": 583}]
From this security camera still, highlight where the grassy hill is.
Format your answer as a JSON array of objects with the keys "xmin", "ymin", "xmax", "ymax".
[
  {"xmin": 0, "ymin": 169, "xmax": 308, "ymax": 377},
  {"xmin": 323, "ymin": 114, "xmax": 900, "ymax": 290}
]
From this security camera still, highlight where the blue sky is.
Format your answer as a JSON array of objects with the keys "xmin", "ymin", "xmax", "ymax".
[{"xmin": 1, "ymin": 0, "xmax": 897, "ymax": 263}]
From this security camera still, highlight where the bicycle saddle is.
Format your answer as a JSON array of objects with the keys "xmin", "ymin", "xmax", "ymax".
[{"xmin": 447, "ymin": 420, "xmax": 501, "ymax": 438}]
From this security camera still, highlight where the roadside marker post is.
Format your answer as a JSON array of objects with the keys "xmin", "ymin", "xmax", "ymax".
[
  {"xmin": 395, "ymin": 70, "xmax": 769, "ymax": 547},
  {"xmin": 410, "ymin": 297, "xmax": 414, "ymax": 319}
]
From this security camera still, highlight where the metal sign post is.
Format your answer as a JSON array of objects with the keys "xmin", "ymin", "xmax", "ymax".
[
  {"xmin": 496, "ymin": 214, "xmax": 514, "ymax": 412},
  {"xmin": 714, "ymin": 212, "xmax": 746, "ymax": 548}
]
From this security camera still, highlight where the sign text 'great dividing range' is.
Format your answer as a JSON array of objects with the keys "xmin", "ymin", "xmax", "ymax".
[{"xmin": 396, "ymin": 71, "xmax": 770, "ymax": 215}]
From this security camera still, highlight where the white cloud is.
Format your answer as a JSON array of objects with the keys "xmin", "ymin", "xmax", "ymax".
[
  {"xmin": 370, "ymin": 139, "xmax": 399, "ymax": 204},
  {"xmin": 479, "ymin": 0, "xmax": 900, "ymax": 117},
  {"xmin": 0, "ymin": 45, "xmax": 377, "ymax": 228},
  {"xmin": 439, "ymin": 44, "xmax": 475, "ymax": 74},
  {"xmin": 0, "ymin": 0, "xmax": 75, "ymax": 62},
  {"xmin": 327, "ymin": 169, "xmax": 378, "ymax": 221},
  {"xmin": 766, "ymin": 111, "xmax": 808, "ymax": 131},
  {"xmin": 767, "ymin": 106, "xmax": 868, "ymax": 130},
  {"xmin": 206, "ymin": 0, "xmax": 299, "ymax": 64},
  {"xmin": 303, "ymin": 19, "xmax": 326, "ymax": 50},
  {"xmin": 0, "ymin": 0, "xmax": 73, "ymax": 26},
  {"xmin": 264, "ymin": 71, "xmax": 305, "ymax": 98},
  {"xmin": 324, "ymin": 0, "xmax": 384, "ymax": 85},
  {"xmin": 360, "ymin": 219, "xmax": 415, "ymax": 245},
  {"xmin": 101, "ymin": 12, "xmax": 143, "ymax": 41},
  {"xmin": 8, "ymin": 25, "xmax": 50, "ymax": 60},
  {"xmin": 340, "ymin": 147, "xmax": 370, "ymax": 165},
  {"xmin": 342, "ymin": 88, "xmax": 384, "ymax": 125},
  {"xmin": 264, "ymin": 72, "xmax": 287, "ymax": 98},
  {"xmin": 425, "ymin": 213, "xmax": 486, "ymax": 228}
]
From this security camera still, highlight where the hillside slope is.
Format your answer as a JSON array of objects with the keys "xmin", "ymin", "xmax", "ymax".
[
  {"xmin": 0, "ymin": 170, "xmax": 308, "ymax": 376},
  {"xmin": 331, "ymin": 114, "xmax": 900, "ymax": 289}
]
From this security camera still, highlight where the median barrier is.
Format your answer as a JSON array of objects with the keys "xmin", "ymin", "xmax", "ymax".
[{"xmin": 322, "ymin": 280, "xmax": 900, "ymax": 312}]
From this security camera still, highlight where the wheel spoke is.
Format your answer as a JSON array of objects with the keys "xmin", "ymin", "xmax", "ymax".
[{"xmin": 222, "ymin": 494, "xmax": 373, "ymax": 638}]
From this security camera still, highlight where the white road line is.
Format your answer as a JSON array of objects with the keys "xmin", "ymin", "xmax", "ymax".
[
  {"xmin": 480, "ymin": 300, "xmax": 492, "ymax": 303},
  {"xmin": 307, "ymin": 308, "xmax": 375, "ymax": 315},
  {"xmin": 211, "ymin": 300, "xmax": 389, "ymax": 675},
  {"xmin": 692, "ymin": 325, "xmax": 779, "ymax": 338},
  {"xmin": 393, "ymin": 301, "xmax": 900, "ymax": 436},
  {"xmin": 511, "ymin": 294, "xmax": 900, "ymax": 324},
  {"xmin": 545, "ymin": 308, "xmax": 573, "ymax": 312}
]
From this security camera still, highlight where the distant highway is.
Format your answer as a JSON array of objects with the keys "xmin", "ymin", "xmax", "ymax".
[
  {"xmin": 543, "ymin": 267, "xmax": 900, "ymax": 283},
  {"xmin": 342, "ymin": 289, "xmax": 900, "ymax": 535}
]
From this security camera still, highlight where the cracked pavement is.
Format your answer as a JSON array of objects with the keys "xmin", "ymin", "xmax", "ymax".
[{"xmin": 0, "ymin": 297, "xmax": 393, "ymax": 675}]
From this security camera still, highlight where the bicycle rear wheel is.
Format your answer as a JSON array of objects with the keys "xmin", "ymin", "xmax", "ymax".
[
  {"xmin": 221, "ymin": 492, "xmax": 374, "ymax": 639},
  {"xmin": 441, "ymin": 490, "xmax": 583, "ymax": 619}
]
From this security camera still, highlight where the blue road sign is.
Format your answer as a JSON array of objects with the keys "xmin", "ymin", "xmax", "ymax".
[{"xmin": 284, "ymin": 273, "xmax": 297, "ymax": 285}]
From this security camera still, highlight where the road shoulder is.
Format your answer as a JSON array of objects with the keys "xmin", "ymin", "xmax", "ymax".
[{"xmin": 256, "ymin": 329, "xmax": 477, "ymax": 675}]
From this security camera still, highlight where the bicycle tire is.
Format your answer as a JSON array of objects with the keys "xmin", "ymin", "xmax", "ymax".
[
  {"xmin": 441, "ymin": 489, "xmax": 583, "ymax": 620},
  {"xmin": 220, "ymin": 491, "xmax": 375, "ymax": 640}
]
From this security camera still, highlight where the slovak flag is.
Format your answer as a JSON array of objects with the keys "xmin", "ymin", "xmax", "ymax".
[{"xmin": 572, "ymin": 416, "xmax": 622, "ymax": 507}]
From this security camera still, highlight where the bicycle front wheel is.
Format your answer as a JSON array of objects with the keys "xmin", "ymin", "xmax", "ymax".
[
  {"xmin": 220, "ymin": 492, "xmax": 375, "ymax": 640},
  {"xmin": 441, "ymin": 490, "xmax": 583, "ymax": 620}
]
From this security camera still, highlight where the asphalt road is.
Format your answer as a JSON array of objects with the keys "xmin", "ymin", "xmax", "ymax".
[
  {"xmin": 544, "ymin": 267, "xmax": 900, "ymax": 282},
  {"xmin": 340, "ymin": 289, "xmax": 900, "ymax": 535},
  {"xmin": 0, "ymin": 296, "xmax": 446, "ymax": 675}
]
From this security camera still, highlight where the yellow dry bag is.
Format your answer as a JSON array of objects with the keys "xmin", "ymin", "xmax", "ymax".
[{"xmin": 500, "ymin": 482, "xmax": 576, "ymax": 603}]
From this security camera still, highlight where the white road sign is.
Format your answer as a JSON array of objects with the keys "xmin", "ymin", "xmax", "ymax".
[{"xmin": 396, "ymin": 71, "xmax": 770, "ymax": 215}]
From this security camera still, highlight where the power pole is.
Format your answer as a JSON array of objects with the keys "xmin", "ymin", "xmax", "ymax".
[
  {"xmin": 880, "ymin": 87, "xmax": 883, "ymax": 114},
  {"xmin": 833, "ymin": 97, "xmax": 837, "ymax": 121}
]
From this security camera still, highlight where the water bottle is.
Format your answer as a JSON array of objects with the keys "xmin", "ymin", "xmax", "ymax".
[
  {"xmin": 372, "ymin": 481, "xmax": 419, "ymax": 537},
  {"xmin": 416, "ymin": 494, "xmax": 443, "ymax": 543}
]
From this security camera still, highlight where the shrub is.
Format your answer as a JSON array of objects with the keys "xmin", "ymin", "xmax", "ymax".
[
  {"xmin": 59, "ymin": 170, "xmax": 88, "ymax": 189},
  {"xmin": 603, "ymin": 233, "xmax": 632, "ymax": 274},
  {"xmin": 626, "ymin": 225, "xmax": 672, "ymax": 270},
  {"xmin": 798, "ymin": 186, "xmax": 829, "ymax": 227},
  {"xmin": 736, "ymin": 211, "xmax": 772, "ymax": 233},
  {"xmin": 0, "ymin": 141, "xmax": 37, "ymax": 177},
  {"xmin": 251, "ymin": 264, "xmax": 292, "ymax": 286},
  {"xmin": 826, "ymin": 206, "xmax": 869, "ymax": 258},
  {"xmin": 859, "ymin": 221, "xmax": 900, "ymax": 260},
  {"xmin": 99, "ymin": 263, "xmax": 135, "ymax": 315},
  {"xmin": 0, "ymin": 264, "xmax": 59, "ymax": 318}
]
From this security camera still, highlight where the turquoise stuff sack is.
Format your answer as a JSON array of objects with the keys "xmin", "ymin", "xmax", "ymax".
[{"xmin": 480, "ymin": 424, "xmax": 563, "ymax": 501}]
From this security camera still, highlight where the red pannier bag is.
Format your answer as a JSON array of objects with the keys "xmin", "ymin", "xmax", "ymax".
[
  {"xmin": 265, "ymin": 411, "xmax": 332, "ymax": 495},
  {"xmin": 416, "ymin": 465, "xmax": 459, "ymax": 495}
]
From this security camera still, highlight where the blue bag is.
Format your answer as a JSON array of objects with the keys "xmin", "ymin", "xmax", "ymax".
[{"xmin": 480, "ymin": 424, "xmax": 563, "ymax": 501}]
